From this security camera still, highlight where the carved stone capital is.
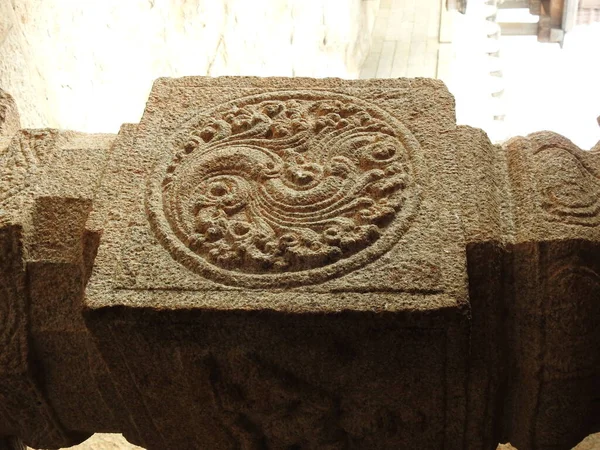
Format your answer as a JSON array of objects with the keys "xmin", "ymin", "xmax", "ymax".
[{"xmin": 0, "ymin": 77, "xmax": 598, "ymax": 450}]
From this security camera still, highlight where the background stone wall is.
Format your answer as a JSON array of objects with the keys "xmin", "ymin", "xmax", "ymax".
[{"xmin": 0, "ymin": 0, "xmax": 379, "ymax": 133}]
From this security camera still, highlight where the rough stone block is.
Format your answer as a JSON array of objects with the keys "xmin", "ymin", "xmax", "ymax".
[{"xmin": 83, "ymin": 77, "xmax": 469, "ymax": 449}]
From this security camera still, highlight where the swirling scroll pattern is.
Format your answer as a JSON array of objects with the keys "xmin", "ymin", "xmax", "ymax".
[
  {"xmin": 533, "ymin": 140, "xmax": 600, "ymax": 227},
  {"xmin": 147, "ymin": 91, "xmax": 422, "ymax": 288}
]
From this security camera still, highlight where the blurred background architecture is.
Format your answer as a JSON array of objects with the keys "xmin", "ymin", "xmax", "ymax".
[
  {"xmin": 361, "ymin": 0, "xmax": 600, "ymax": 148},
  {"xmin": 0, "ymin": 0, "xmax": 598, "ymax": 148}
]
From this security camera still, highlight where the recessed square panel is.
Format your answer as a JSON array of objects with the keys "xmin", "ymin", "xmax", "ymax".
[{"xmin": 106, "ymin": 77, "xmax": 464, "ymax": 307}]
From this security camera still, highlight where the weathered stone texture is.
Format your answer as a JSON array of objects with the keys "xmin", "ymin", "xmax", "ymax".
[
  {"xmin": 0, "ymin": 127, "xmax": 116, "ymax": 448},
  {"xmin": 81, "ymin": 76, "xmax": 468, "ymax": 449},
  {"xmin": 26, "ymin": 433, "xmax": 143, "ymax": 450},
  {"xmin": 573, "ymin": 432, "xmax": 600, "ymax": 450},
  {"xmin": 497, "ymin": 444, "xmax": 518, "ymax": 450},
  {"xmin": 0, "ymin": 89, "xmax": 20, "ymax": 139},
  {"xmin": 1, "ymin": 77, "xmax": 599, "ymax": 450}
]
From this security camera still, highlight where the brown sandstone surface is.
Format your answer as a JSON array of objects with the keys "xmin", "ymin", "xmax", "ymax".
[
  {"xmin": 1, "ymin": 78, "xmax": 599, "ymax": 450},
  {"xmin": 573, "ymin": 433, "xmax": 600, "ymax": 450},
  {"xmin": 27, "ymin": 434, "xmax": 141, "ymax": 450}
]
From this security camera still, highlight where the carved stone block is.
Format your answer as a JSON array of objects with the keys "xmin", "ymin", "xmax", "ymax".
[
  {"xmin": 0, "ymin": 129, "xmax": 117, "ymax": 448},
  {"xmin": 82, "ymin": 77, "xmax": 470, "ymax": 449},
  {"xmin": 0, "ymin": 78, "xmax": 598, "ymax": 450}
]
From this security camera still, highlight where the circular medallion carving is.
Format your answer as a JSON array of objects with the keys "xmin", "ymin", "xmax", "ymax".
[{"xmin": 147, "ymin": 91, "xmax": 422, "ymax": 288}]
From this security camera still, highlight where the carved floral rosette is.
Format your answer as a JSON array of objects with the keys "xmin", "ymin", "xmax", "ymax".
[{"xmin": 146, "ymin": 91, "xmax": 422, "ymax": 288}]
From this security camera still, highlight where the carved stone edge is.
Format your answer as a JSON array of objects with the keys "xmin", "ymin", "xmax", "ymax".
[
  {"xmin": 0, "ymin": 89, "xmax": 20, "ymax": 139},
  {"xmin": 0, "ymin": 84, "xmax": 598, "ymax": 448},
  {"xmin": 0, "ymin": 219, "xmax": 90, "ymax": 448},
  {"xmin": 503, "ymin": 131, "xmax": 600, "ymax": 241},
  {"xmin": 458, "ymin": 129, "xmax": 600, "ymax": 448}
]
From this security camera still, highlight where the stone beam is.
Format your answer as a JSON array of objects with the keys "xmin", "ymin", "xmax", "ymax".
[{"xmin": 0, "ymin": 78, "xmax": 598, "ymax": 450}]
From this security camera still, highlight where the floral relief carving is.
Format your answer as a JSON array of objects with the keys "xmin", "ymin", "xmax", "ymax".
[{"xmin": 147, "ymin": 91, "xmax": 421, "ymax": 287}]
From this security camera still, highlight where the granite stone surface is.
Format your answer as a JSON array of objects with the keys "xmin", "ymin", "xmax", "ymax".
[{"xmin": 1, "ymin": 77, "xmax": 598, "ymax": 450}]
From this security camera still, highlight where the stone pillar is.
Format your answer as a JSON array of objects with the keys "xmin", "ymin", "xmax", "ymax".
[
  {"xmin": 458, "ymin": 128, "xmax": 600, "ymax": 449},
  {"xmin": 0, "ymin": 78, "xmax": 598, "ymax": 450}
]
